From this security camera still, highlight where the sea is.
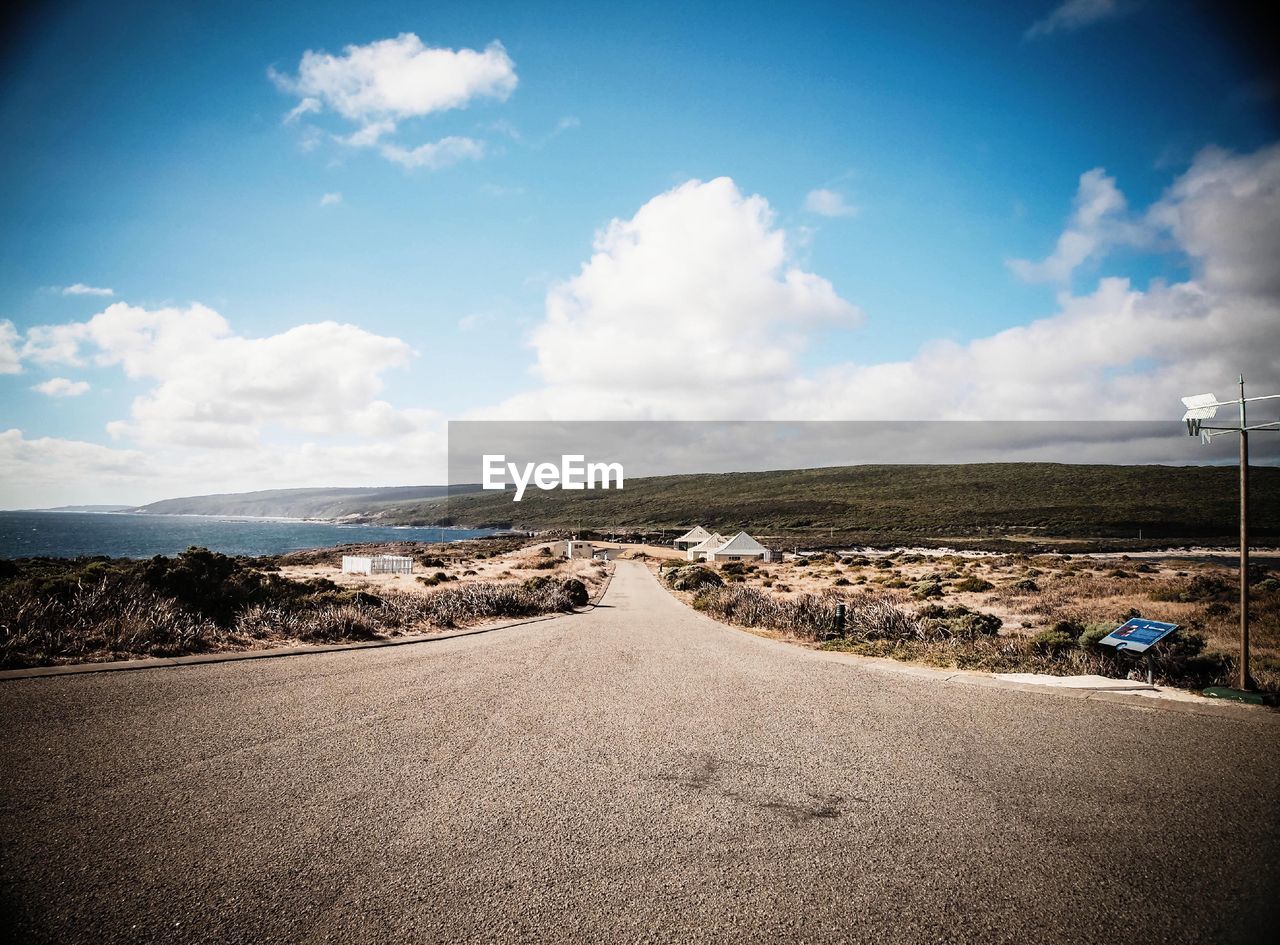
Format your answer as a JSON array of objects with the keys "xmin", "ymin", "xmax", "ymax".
[{"xmin": 0, "ymin": 511, "xmax": 500, "ymax": 560}]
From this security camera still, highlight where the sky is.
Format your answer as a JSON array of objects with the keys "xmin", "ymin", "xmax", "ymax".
[{"xmin": 1, "ymin": 0, "xmax": 1278, "ymax": 506}]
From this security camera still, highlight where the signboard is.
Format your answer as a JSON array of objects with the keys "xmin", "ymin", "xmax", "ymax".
[{"xmin": 1099, "ymin": 618, "xmax": 1178, "ymax": 654}]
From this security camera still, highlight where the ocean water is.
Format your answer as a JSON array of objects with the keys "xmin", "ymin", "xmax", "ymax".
[{"xmin": 0, "ymin": 511, "xmax": 499, "ymax": 559}]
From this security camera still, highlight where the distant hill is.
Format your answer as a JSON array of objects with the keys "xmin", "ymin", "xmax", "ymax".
[
  {"xmin": 38, "ymin": 505, "xmax": 134, "ymax": 513},
  {"xmin": 378, "ymin": 463, "xmax": 1280, "ymax": 546},
  {"xmin": 132, "ymin": 486, "xmax": 461, "ymax": 520}
]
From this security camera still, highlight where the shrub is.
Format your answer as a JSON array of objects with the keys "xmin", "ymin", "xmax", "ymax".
[
  {"xmin": 916, "ymin": 604, "xmax": 1002, "ymax": 639},
  {"xmin": 953, "ymin": 576, "xmax": 994, "ymax": 593},
  {"xmin": 833, "ymin": 577, "xmax": 851, "ymax": 586},
  {"xmin": 691, "ymin": 584, "xmax": 920, "ymax": 642},
  {"xmin": 1031, "ymin": 627, "xmax": 1076, "ymax": 654},
  {"xmin": 1011, "ymin": 578, "xmax": 1040, "ymax": 593},
  {"xmin": 1183, "ymin": 575, "xmax": 1233, "ymax": 602},
  {"xmin": 667, "ymin": 566, "xmax": 724, "ymax": 592},
  {"xmin": 911, "ymin": 580, "xmax": 943, "ymax": 600},
  {"xmin": 561, "ymin": 578, "xmax": 589, "ymax": 608}
]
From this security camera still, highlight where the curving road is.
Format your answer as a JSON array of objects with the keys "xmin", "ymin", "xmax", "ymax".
[{"xmin": 2, "ymin": 560, "xmax": 1278, "ymax": 943}]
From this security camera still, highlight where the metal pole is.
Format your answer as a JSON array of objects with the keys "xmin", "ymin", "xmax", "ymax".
[{"xmin": 1239, "ymin": 375, "xmax": 1249, "ymax": 690}]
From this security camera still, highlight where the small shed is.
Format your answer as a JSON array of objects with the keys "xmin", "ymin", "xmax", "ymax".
[
  {"xmin": 342, "ymin": 555, "xmax": 414, "ymax": 575},
  {"xmin": 565, "ymin": 540, "xmax": 596, "ymax": 559},
  {"xmin": 706, "ymin": 532, "xmax": 772, "ymax": 563},
  {"xmin": 672, "ymin": 525, "xmax": 712, "ymax": 551}
]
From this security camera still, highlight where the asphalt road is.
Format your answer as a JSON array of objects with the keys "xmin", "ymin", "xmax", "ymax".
[{"xmin": 2, "ymin": 560, "xmax": 1278, "ymax": 944}]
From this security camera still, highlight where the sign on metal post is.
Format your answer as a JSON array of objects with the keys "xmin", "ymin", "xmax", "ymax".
[{"xmin": 1100, "ymin": 618, "xmax": 1178, "ymax": 654}]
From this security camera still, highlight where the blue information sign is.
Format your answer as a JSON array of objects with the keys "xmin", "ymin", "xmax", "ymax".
[{"xmin": 1100, "ymin": 617, "xmax": 1178, "ymax": 654}]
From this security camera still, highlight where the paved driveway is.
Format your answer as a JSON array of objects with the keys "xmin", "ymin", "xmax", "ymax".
[{"xmin": 2, "ymin": 560, "xmax": 1277, "ymax": 943}]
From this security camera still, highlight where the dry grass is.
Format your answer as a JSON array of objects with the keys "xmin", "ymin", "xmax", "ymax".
[
  {"xmin": 0, "ymin": 543, "xmax": 608, "ymax": 669},
  {"xmin": 658, "ymin": 550, "xmax": 1280, "ymax": 696}
]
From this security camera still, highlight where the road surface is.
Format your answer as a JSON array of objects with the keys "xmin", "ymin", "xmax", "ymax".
[{"xmin": 2, "ymin": 561, "xmax": 1277, "ymax": 943}]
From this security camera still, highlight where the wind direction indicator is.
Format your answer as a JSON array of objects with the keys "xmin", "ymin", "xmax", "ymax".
[{"xmin": 1180, "ymin": 376, "xmax": 1280, "ymax": 690}]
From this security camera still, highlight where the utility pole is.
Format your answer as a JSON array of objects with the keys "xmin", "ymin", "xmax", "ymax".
[
  {"xmin": 1181, "ymin": 376, "xmax": 1279, "ymax": 690},
  {"xmin": 1238, "ymin": 376, "xmax": 1249, "ymax": 691}
]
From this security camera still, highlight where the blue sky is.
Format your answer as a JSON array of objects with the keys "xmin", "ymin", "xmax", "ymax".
[{"xmin": 1, "ymin": 0, "xmax": 1277, "ymax": 504}]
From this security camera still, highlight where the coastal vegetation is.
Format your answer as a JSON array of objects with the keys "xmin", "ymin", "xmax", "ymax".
[
  {"xmin": 0, "ymin": 542, "xmax": 594, "ymax": 669},
  {"xmin": 659, "ymin": 552, "xmax": 1280, "ymax": 698}
]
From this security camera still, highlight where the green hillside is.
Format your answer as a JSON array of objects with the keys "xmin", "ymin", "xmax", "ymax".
[{"xmin": 382, "ymin": 463, "xmax": 1279, "ymax": 546}]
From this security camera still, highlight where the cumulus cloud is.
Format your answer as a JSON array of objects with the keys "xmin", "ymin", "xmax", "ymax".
[
  {"xmin": 272, "ymin": 33, "xmax": 516, "ymax": 169},
  {"xmin": 0, "ymin": 320, "xmax": 20, "ymax": 374},
  {"xmin": 25, "ymin": 302, "xmax": 421, "ymax": 448},
  {"xmin": 320, "ymin": 191, "xmax": 343, "ymax": 206},
  {"xmin": 1149, "ymin": 143, "xmax": 1280, "ymax": 297},
  {"xmin": 60, "ymin": 283, "xmax": 114, "ymax": 297},
  {"xmin": 1025, "ymin": 0, "xmax": 1135, "ymax": 39},
  {"xmin": 491, "ymin": 177, "xmax": 859, "ymax": 418},
  {"xmin": 803, "ymin": 188, "xmax": 857, "ymax": 218},
  {"xmin": 32, "ymin": 377, "xmax": 89, "ymax": 397},
  {"xmin": 380, "ymin": 135, "xmax": 484, "ymax": 170},
  {"xmin": 1006, "ymin": 167, "xmax": 1146, "ymax": 283},
  {"xmin": 490, "ymin": 145, "xmax": 1279, "ymax": 429},
  {"xmin": 0, "ymin": 429, "xmax": 157, "ymax": 507}
]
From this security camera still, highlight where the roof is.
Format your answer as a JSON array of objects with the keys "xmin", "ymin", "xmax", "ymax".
[
  {"xmin": 674, "ymin": 525, "xmax": 711, "ymax": 543},
  {"xmin": 709, "ymin": 532, "xmax": 768, "ymax": 555},
  {"xmin": 688, "ymin": 532, "xmax": 727, "ymax": 553}
]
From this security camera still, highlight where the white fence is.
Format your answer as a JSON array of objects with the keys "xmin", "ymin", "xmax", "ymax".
[{"xmin": 341, "ymin": 555, "xmax": 415, "ymax": 575}]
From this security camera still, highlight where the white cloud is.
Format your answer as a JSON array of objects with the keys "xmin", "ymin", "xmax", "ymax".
[
  {"xmin": 803, "ymin": 188, "xmax": 857, "ymax": 218},
  {"xmin": 457, "ymin": 312, "xmax": 492, "ymax": 332},
  {"xmin": 1006, "ymin": 167, "xmax": 1145, "ymax": 283},
  {"xmin": 487, "ymin": 177, "xmax": 860, "ymax": 418},
  {"xmin": 0, "ymin": 320, "xmax": 21, "ymax": 374},
  {"xmin": 320, "ymin": 191, "xmax": 343, "ymax": 206},
  {"xmin": 0, "ymin": 429, "xmax": 157, "ymax": 507},
  {"xmin": 379, "ymin": 135, "xmax": 484, "ymax": 170},
  {"xmin": 272, "ymin": 33, "xmax": 516, "ymax": 169},
  {"xmin": 1149, "ymin": 143, "xmax": 1280, "ymax": 297},
  {"xmin": 284, "ymin": 97, "xmax": 322, "ymax": 124},
  {"xmin": 22, "ymin": 322, "xmax": 85, "ymax": 365},
  {"xmin": 275, "ymin": 34, "xmax": 516, "ymax": 125},
  {"xmin": 60, "ymin": 283, "xmax": 114, "ymax": 297},
  {"xmin": 1025, "ymin": 0, "xmax": 1134, "ymax": 39},
  {"xmin": 490, "ymin": 146, "xmax": 1279, "ymax": 429},
  {"xmin": 26, "ymin": 302, "xmax": 421, "ymax": 448},
  {"xmin": 32, "ymin": 377, "xmax": 90, "ymax": 397}
]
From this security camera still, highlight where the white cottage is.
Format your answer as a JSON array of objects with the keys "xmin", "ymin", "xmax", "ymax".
[
  {"xmin": 672, "ymin": 525, "xmax": 712, "ymax": 552},
  {"xmin": 686, "ymin": 532, "xmax": 728, "ymax": 561},
  {"xmin": 705, "ymin": 532, "xmax": 773, "ymax": 563}
]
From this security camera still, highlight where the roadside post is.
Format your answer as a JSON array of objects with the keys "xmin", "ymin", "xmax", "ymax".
[
  {"xmin": 1100, "ymin": 618, "xmax": 1179, "ymax": 685},
  {"xmin": 832, "ymin": 602, "xmax": 846, "ymax": 640},
  {"xmin": 1180, "ymin": 376, "xmax": 1280, "ymax": 690}
]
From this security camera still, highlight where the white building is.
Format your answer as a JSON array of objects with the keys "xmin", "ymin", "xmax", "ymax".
[
  {"xmin": 705, "ymin": 531, "xmax": 773, "ymax": 563},
  {"xmin": 672, "ymin": 525, "xmax": 712, "ymax": 551},
  {"xmin": 565, "ymin": 540, "xmax": 596, "ymax": 559},
  {"xmin": 341, "ymin": 555, "xmax": 414, "ymax": 575},
  {"xmin": 686, "ymin": 532, "xmax": 728, "ymax": 561}
]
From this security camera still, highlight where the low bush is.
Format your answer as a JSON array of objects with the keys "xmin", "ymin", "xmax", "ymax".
[
  {"xmin": 666, "ymin": 566, "xmax": 724, "ymax": 592},
  {"xmin": 0, "ymin": 551, "xmax": 578, "ymax": 668},
  {"xmin": 953, "ymin": 576, "xmax": 994, "ymax": 593},
  {"xmin": 911, "ymin": 580, "xmax": 944, "ymax": 600}
]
